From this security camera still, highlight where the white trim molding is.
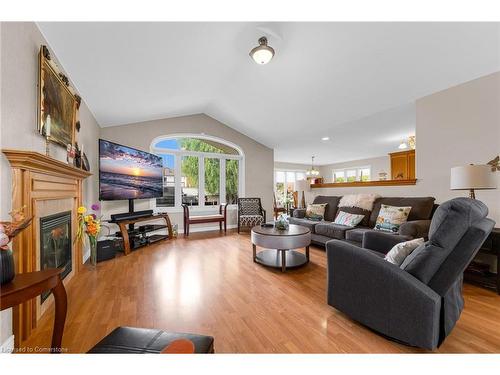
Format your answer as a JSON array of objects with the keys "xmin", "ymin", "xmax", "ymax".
[
  {"xmin": 150, "ymin": 133, "xmax": 245, "ymax": 158},
  {"xmin": 150, "ymin": 133, "xmax": 245, "ymax": 211}
]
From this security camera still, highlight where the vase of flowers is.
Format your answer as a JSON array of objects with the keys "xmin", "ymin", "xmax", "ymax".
[
  {"xmin": 75, "ymin": 203, "xmax": 102, "ymax": 267},
  {"xmin": 0, "ymin": 206, "xmax": 32, "ymax": 285}
]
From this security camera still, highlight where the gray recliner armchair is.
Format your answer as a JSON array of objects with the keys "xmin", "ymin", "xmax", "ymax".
[{"xmin": 326, "ymin": 197, "xmax": 495, "ymax": 350}]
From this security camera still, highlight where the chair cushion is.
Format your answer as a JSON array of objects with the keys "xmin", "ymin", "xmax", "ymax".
[
  {"xmin": 88, "ymin": 327, "xmax": 214, "ymax": 354},
  {"xmin": 190, "ymin": 214, "xmax": 224, "ymax": 221},
  {"xmin": 315, "ymin": 223, "xmax": 352, "ymax": 240},
  {"xmin": 239, "ymin": 215, "xmax": 264, "ymax": 227},
  {"xmin": 369, "ymin": 197, "xmax": 435, "ymax": 227},
  {"xmin": 312, "ymin": 196, "xmax": 341, "ymax": 221},
  {"xmin": 289, "ymin": 217, "xmax": 320, "ymax": 233}
]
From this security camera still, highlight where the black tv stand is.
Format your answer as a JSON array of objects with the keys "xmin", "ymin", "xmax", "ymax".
[
  {"xmin": 109, "ymin": 200, "xmax": 153, "ymax": 227},
  {"xmin": 109, "ymin": 212, "xmax": 173, "ymax": 255}
]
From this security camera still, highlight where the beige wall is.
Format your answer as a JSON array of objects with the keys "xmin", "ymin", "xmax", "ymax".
[
  {"xmin": 274, "ymin": 161, "xmax": 309, "ymax": 171},
  {"xmin": 416, "ymin": 71, "xmax": 499, "ymax": 221},
  {"xmin": 312, "ymin": 72, "xmax": 500, "ymax": 224},
  {"xmin": 0, "ymin": 22, "xmax": 100, "ymax": 347},
  {"xmin": 100, "ymin": 114, "xmax": 274, "ymax": 230},
  {"xmin": 318, "ymin": 156, "xmax": 391, "ymax": 183}
]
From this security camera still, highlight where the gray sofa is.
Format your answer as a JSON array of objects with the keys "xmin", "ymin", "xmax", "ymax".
[
  {"xmin": 289, "ymin": 195, "xmax": 437, "ymax": 247},
  {"xmin": 326, "ymin": 198, "xmax": 495, "ymax": 349}
]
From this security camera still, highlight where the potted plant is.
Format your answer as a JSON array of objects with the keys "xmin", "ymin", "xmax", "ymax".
[
  {"xmin": 0, "ymin": 206, "xmax": 32, "ymax": 285},
  {"xmin": 75, "ymin": 204, "xmax": 102, "ymax": 266}
]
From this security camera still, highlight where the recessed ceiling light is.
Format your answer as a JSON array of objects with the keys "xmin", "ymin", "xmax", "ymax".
[
  {"xmin": 249, "ymin": 37, "xmax": 275, "ymax": 65},
  {"xmin": 321, "ymin": 137, "xmax": 330, "ymax": 141}
]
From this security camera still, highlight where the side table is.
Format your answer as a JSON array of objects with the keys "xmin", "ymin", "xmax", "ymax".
[
  {"xmin": 464, "ymin": 228, "xmax": 500, "ymax": 294},
  {"xmin": 0, "ymin": 268, "xmax": 67, "ymax": 352}
]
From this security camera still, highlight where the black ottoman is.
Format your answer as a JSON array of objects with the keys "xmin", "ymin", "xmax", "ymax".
[{"xmin": 88, "ymin": 327, "xmax": 215, "ymax": 354}]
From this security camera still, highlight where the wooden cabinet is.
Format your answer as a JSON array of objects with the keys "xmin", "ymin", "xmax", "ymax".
[{"xmin": 389, "ymin": 150, "xmax": 415, "ymax": 180}]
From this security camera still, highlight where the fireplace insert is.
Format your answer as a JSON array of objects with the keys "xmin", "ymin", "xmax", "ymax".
[{"xmin": 40, "ymin": 211, "xmax": 72, "ymax": 302}]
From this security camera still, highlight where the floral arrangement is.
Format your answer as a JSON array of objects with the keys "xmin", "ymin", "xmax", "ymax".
[
  {"xmin": 0, "ymin": 206, "xmax": 32, "ymax": 250},
  {"xmin": 283, "ymin": 192, "xmax": 295, "ymax": 207},
  {"xmin": 1, "ymin": 206, "xmax": 32, "ymax": 284},
  {"xmin": 75, "ymin": 203, "xmax": 102, "ymax": 265}
]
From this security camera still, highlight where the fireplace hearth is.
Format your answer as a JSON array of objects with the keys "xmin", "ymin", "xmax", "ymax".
[{"xmin": 40, "ymin": 211, "xmax": 72, "ymax": 302}]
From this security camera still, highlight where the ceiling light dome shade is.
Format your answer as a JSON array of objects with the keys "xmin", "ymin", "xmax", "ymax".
[{"xmin": 250, "ymin": 37, "xmax": 275, "ymax": 65}]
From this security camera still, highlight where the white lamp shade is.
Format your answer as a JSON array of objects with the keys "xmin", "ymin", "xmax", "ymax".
[
  {"xmin": 295, "ymin": 179, "xmax": 310, "ymax": 192},
  {"xmin": 450, "ymin": 165, "xmax": 497, "ymax": 190}
]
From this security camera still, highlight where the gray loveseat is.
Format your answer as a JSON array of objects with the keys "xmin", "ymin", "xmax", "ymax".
[
  {"xmin": 326, "ymin": 198, "xmax": 495, "ymax": 349},
  {"xmin": 289, "ymin": 195, "xmax": 437, "ymax": 247}
]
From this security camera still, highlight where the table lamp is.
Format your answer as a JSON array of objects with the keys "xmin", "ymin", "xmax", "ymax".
[
  {"xmin": 295, "ymin": 179, "xmax": 310, "ymax": 208},
  {"xmin": 450, "ymin": 164, "xmax": 497, "ymax": 199}
]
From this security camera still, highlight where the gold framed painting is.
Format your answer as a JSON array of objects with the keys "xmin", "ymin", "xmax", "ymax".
[{"xmin": 38, "ymin": 45, "xmax": 79, "ymax": 148}]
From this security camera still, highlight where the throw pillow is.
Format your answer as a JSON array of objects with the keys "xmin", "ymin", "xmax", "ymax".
[
  {"xmin": 305, "ymin": 203, "xmax": 328, "ymax": 221},
  {"xmin": 385, "ymin": 238, "xmax": 425, "ymax": 266},
  {"xmin": 335, "ymin": 206, "xmax": 371, "ymax": 227},
  {"xmin": 334, "ymin": 211, "xmax": 365, "ymax": 227},
  {"xmin": 338, "ymin": 193, "xmax": 381, "ymax": 211},
  {"xmin": 374, "ymin": 204, "xmax": 412, "ymax": 233}
]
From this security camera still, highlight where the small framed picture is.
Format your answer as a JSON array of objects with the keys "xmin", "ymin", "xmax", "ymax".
[{"xmin": 82, "ymin": 152, "xmax": 90, "ymax": 172}]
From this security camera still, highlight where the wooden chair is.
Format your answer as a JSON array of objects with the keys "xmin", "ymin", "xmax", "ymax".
[
  {"xmin": 292, "ymin": 191, "xmax": 299, "ymax": 210},
  {"xmin": 273, "ymin": 193, "xmax": 286, "ymax": 219},
  {"xmin": 182, "ymin": 203, "xmax": 228, "ymax": 236}
]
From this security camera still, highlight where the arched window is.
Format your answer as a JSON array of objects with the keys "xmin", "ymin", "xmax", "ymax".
[{"xmin": 151, "ymin": 134, "xmax": 245, "ymax": 210}]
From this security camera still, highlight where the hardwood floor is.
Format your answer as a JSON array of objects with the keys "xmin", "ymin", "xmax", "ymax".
[{"xmin": 22, "ymin": 230, "xmax": 500, "ymax": 353}]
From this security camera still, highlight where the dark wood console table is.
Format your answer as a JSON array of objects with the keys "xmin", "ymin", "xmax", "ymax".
[
  {"xmin": 0, "ymin": 268, "xmax": 67, "ymax": 352},
  {"xmin": 110, "ymin": 213, "xmax": 173, "ymax": 255}
]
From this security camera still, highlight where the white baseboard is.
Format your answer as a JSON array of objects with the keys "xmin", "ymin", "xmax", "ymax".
[{"xmin": 0, "ymin": 335, "xmax": 14, "ymax": 354}]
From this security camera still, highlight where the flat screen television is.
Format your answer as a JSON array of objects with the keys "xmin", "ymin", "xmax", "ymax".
[{"xmin": 99, "ymin": 139, "xmax": 163, "ymax": 201}]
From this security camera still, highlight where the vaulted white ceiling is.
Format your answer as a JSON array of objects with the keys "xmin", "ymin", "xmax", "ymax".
[{"xmin": 37, "ymin": 22, "xmax": 500, "ymax": 165}]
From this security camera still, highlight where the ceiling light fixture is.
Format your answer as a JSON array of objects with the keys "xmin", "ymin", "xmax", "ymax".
[
  {"xmin": 398, "ymin": 141, "xmax": 408, "ymax": 149},
  {"xmin": 321, "ymin": 137, "xmax": 330, "ymax": 141},
  {"xmin": 306, "ymin": 156, "xmax": 320, "ymax": 177},
  {"xmin": 249, "ymin": 36, "xmax": 275, "ymax": 65}
]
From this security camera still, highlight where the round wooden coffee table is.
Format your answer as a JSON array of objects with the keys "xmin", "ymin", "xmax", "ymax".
[{"xmin": 251, "ymin": 224, "xmax": 311, "ymax": 272}]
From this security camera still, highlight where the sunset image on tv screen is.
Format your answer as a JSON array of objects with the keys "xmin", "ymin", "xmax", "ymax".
[{"xmin": 99, "ymin": 139, "xmax": 163, "ymax": 200}]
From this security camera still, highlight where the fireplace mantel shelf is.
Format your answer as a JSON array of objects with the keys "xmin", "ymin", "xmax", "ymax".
[{"xmin": 2, "ymin": 149, "xmax": 92, "ymax": 179}]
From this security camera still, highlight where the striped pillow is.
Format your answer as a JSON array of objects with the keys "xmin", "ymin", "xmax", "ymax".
[{"xmin": 334, "ymin": 210, "xmax": 365, "ymax": 227}]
